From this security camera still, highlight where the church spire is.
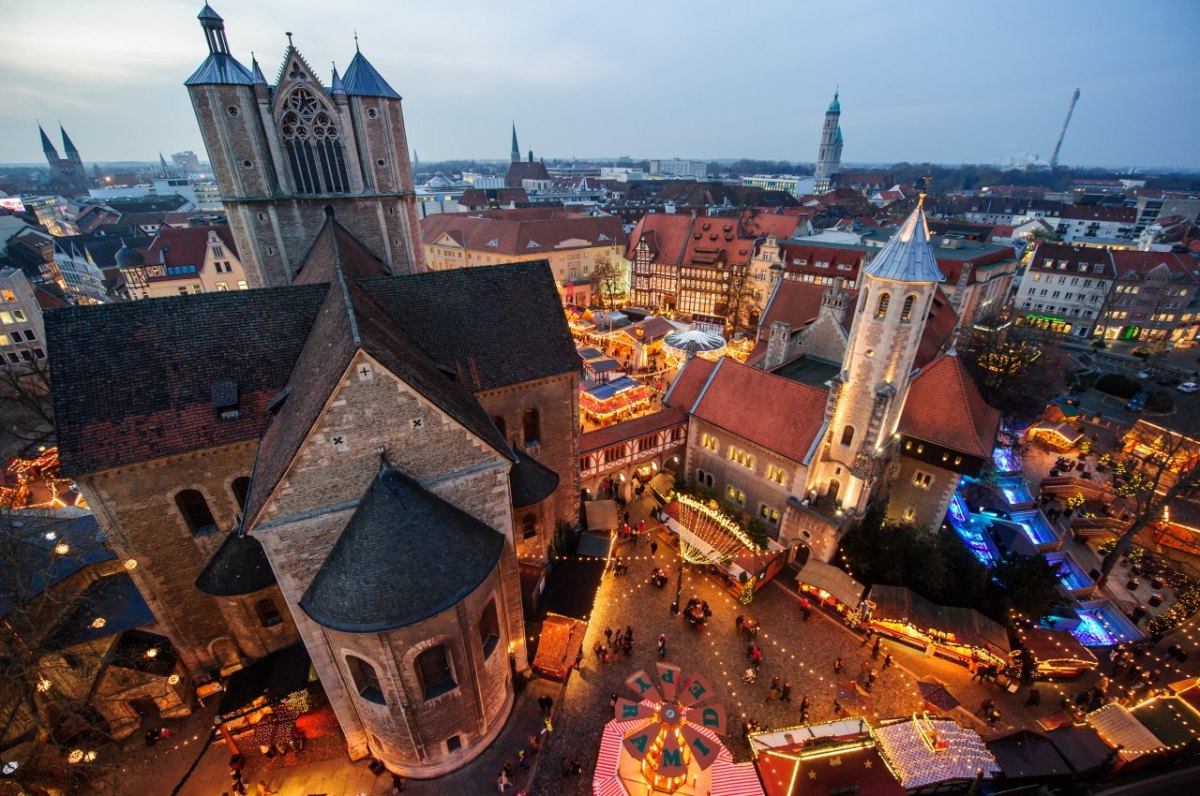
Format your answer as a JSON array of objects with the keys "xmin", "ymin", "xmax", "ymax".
[
  {"xmin": 39, "ymin": 124, "xmax": 60, "ymax": 160},
  {"xmin": 861, "ymin": 194, "xmax": 941, "ymax": 283},
  {"xmin": 198, "ymin": 3, "xmax": 229, "ymax": 54},
  {"xmin": 251, "ymin": 54, "xmax": 267, "ymax": 85},
  {"xmin": 331, "ymin": 63, "xmax": 346, "ymax": 95},
  {"xmin": 828, "ymin": 88, "xmax": 840, "ymax": 114},
  {"xmin": 340, "ymin": 45, "xmax": 401, "ymax": 99},
  {"xmin": 60, "ymin": 125, "xmax": 80, "ymax": 156},
  {"xmin": 511, "ymin": 123, "xmax": 520, "ymax": 163}
]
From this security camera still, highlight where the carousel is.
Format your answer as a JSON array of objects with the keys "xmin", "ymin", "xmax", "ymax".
[
  {"xmin": 594, "ymin": 663, "xmax": 763, "ymax": 795},
  {"xmin": 662, "ymin": 329, "xmax": 726, "ymax": 366}
]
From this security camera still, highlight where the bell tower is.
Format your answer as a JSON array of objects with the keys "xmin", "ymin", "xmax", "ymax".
[
  {"xmin": 807, "ymin": 190, "xmax": 942, "ymax": 514},
  {"xmin": 813, "ymin": 90, "xmax": 842, "ymax": 192}
]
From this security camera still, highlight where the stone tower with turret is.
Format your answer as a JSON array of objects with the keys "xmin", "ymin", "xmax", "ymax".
[
  {"xmin": 807, "ymin": 193, "xmax": 942, "ymax": 514},
  {"xmin": 184, "ymin": 4, "xmax": 425, "ymax": 287},
  {"xmin": 813, "ymin": 90, "xmax": 843, "ymax": 192}
]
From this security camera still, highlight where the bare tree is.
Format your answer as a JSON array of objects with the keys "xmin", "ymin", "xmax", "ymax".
[
  {"xmin": 724, "ymin": 266, "xmax": 762, "ymax": 339},
  {"xmin": 590, "ymin": 252, "xmax": 627, "ymax": 312},
  {"xmin": 1096, "ymin": 418, "xmax": 1200, "ymax": 587},
  {"xmin": 0, "ymin": 359, "xmax": 55, "ymax": 454},
  {"xmin": 957, "ymin": 313, "xmax": 1064, "ymax": 421}
]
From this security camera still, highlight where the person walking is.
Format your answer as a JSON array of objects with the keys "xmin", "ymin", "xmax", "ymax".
[
  {"xmin": 498, "ymin": 769, "xmax": 512, "ymax": 792},
  {"xmin": 604, "ymin": 627, "xmax": 613, "ymax": 647},
  {"xmin": 1026, "ymin": 687, "xmax": 1041, "ymax": 707},
  {"xmin": 882, "ymin": 653, "xmax": 893, "ymax": 671},
  {"xmin": 871, "ymin": 638, "xmax": 882, "ymax": 659},
  {"xmin": 799, "ymin": 695, "xmax": 809, "ymax": 721},
  {"xmin": 766, "ymin": 681, "xmax": 779, "ymax": 702},
  {"xmin": 834, "ymin": 656, "xmax": 844, "ymax": 674},
  {"xmin": 864, "ymin": 670, "xmax": 877, "ymax": 691},
  {"xmin": 658, "ymin": 633, "xmax": 667, "ymax": 658},
  {"xmin": 650, "ymin": 540, "xmax": 658, "ymax": 557},
  {"xmin": 780, "ymin": 681, "xmax": 792, "ymax": 702}
]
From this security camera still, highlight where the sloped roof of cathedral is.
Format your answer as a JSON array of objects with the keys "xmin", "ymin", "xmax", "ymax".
[
  {"xmin": 299, "ymin": 465, "xmax": 504, "ymax": 632},
  {"xmin": 242, "ymin": 226, "xmax": 513, "ymax": 526},
  {"xmin": 195, "ymin": 530, "xmax": 276, "ymax": 596},
  {"xmin": 294, "ymin": 217, "xmax": 390, "ymax": 284},
  {"xmin": 862, "ymin": 200, "xmax": 943, "ymax": 283},
  {"xmin": 340, "ymin": 50, "xmax": 401, "ymax": 99},
  {"xmin": 251, "ymin": 57, "xmax": 268, "ymax": 85},
  {"xmin": 510, "ymin": 447, "xmax": 561, "ymax": 509},
  {"xmin": 185, "ymin": 52, "xmax": 256, "ymax": 85},
  {"xmin": 898, "ymin": 353, "xmax": 999, "ymax": 459}
]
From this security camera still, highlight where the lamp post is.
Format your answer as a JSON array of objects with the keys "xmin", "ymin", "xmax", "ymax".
[{"xmin": 671, "ymin": 550, "xmax": 683, "ymax": 615}]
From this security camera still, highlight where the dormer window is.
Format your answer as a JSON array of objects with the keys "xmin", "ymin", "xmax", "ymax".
[
  {"xmin": 211, "ymin": 379, "xmax": 239, "ymax": 420},
  {"xmin": 486, "ymin": 239, "xmax": 499, "ymax": 247},
  {"xmin": 526, "ymin": 240, "xmax": 539, "ymax": 249}
]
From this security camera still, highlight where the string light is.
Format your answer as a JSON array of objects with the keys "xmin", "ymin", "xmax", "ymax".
[
  {"xmin": 90, "ymin": 617, "xmax": 106, "ymax": 629},
  {"xmin": 124, "ymin": 558, "xmax": 138, "ymax": 570},
  {"xmin": 54, "ymin": 542, "xmax": 70, "ymax": 555}
]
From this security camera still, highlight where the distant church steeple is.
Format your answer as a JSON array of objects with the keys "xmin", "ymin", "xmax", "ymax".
[
  {"xmin": 814, "ymin": 89, "xmax": 843, "ymax": 192},
  {"xmin": 511, "ymin": 123, "xmax": 521, "ymax": 163},
  {"xmin": 39, "ymin": 124, "xmax": 60, "ymax": 161}
]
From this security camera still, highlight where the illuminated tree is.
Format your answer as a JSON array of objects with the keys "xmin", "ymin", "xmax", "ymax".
[
  {"xmin": 0, "ymin": 358, "xmax": 55, "ymax": 452},
  {"xmin": 957, "ymin": 312, "xmax": 1062, "ymax": 421}
]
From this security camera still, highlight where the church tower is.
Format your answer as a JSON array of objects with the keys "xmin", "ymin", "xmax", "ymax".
[
  {"xmin": 510, "ymin": 123, "xmax": 521, "ymax": 163},
  {"xmin": 185, "ymin": 4, "xmax": 425, "ymax": 287},
  {"xmin": 39, "ymin": 124, "xmax": 87, "ymax": 194},
  {"xmin": 813, "ymin": 90, "xmax": 843, "ymax": 192},
  {"xmin": 807, "ymin": 191, "xmax": 942, "ymax": 514}
]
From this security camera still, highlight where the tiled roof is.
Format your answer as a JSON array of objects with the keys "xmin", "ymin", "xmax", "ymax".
[
  {"xmin": 862, "ymin": 202, "xmax": 943, "ymax": 283},
  {"xmin": 913, "ymin": 289, "xmax": 958, "ymax": 370},
  {"xmin": 185, "ymin": 52, "xmax": 256, "ymax": 86},
  {"xmin": 300, "ymin": 466, "xmax": 503, "ymax": 632},
  {"xmin": 505, "ymin": 160, "xmax": 551, "ymax": 188},
  {"xmin": 1030, "ymin": 244, "xmax": 1114, "ymax": 277},
  {"xmin": 1059, "ymin": 205, "xmax": 1136, "ymax": 223},
  {"xmin": 420, "ymin": 209, "xmax": 625, "ymax": 256},
  {"xmin": 690, "ymin": 358, "xmax": 826, "ymax": 464},
  {"xmin": 759, "ymin": 278, "xmax": 828, "ymax": 330},
  {"xmin": 626, "ymin": 212, "xmax": 800, "ymax": 268},
  {"xmin": 47, "ymin": 285, "xmax": 328, "ymax": 475},
  {"xmin": 579, "ymin": 406, "xmax": 687, "ymax": 455},
  {"xmin": 359, "ymin": 261, "xmax": 579, "ymax": 391},
  {"xmin": 1110, "ymin": 250, "xmax": 1200, "ymax": 282},
  {"xmin": 899, "ymin": 353, "xmax": 999, "ymax": 459},
  {"xmin": 663, "ymin": 357, "xmax": 715, "ymax": 411},
  {"xmin": 141, "ymin": 225, "xmax": 238, "ymax": 268},
  {"xmin": 294, "ymin": 218, "xmax": 389, "ymax": 284}
]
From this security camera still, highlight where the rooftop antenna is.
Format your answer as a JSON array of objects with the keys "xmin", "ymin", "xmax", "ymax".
[{"xmin": 1050, "ymin": 88, "xmax": 1080, "ymax": 170}]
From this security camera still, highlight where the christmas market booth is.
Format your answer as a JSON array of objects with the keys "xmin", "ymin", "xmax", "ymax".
[
  {"xmin": 1085, "ymin": 703, "xmax": 1164, "ymax": 770},
  {"xmin": 580, "ymin": 376, "xmax": 652, "ymax": 423},
  {"xmin": 864, "ymin": 585, "xmax": 1011, "ymax": 671},
  {"xmin": 871, "ymin": 714, "xmax": 1000, "ymax": 791},
  {"xmin": 749, "ymin": 718, "xmax": 904, "ymax": 796},
  {"xmin": 659, "ymin": 495, "xmax": 787, "ymax": 601},
  {"xmin": 794, "ymin": 559, "xmax": 865, "ymax": 618},
  {"xmin": 1015, "ymin": 625, "xmax": 1098, "ymax": 680},
  {"xmin": 1027, "ymin": 421, "xmax": 1084, "ymax": 452},
  {"xmin": 1130, "ymin": 695, "xmax": 1200, "ymax": 759},
  {"xmin": 533, "ymin": 613, "xmax": 587, "ymax": 679},
  {"xmin": 216, "ymin": 643, "xmax": 318, "ymax": 751}
]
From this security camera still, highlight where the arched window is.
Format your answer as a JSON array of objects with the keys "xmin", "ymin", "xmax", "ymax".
[
  {"xmin": 875, "ymin": 292, "xmax": 890, "ymax": 319},
  {"xmin": 415, "ymin": 646, "xmax": 456, "ymax": 700},
  {"xmin": 231, "ymin": 477, "xmax": 251, "ymax": 511},
  {"xmin": 522, "ymin": 407, "xmax": 540, "ymax": 446},
  {"xmin": 521, "ymin": 513, "xmax": 537, "ymax": 539},
  {"xmin": 280, "ymin": 88, "xmax": 350, "ymax": 195},
  {"xmin": 479, "ymin": 600, "xmax": 501, "ymax": 659},
  {"xmin": 255, "ymin": 598, "xmax": 282, "ymax": 628},
  {"xmin": 860, "ymin": 287, "xmax": 868, "ymax": 313},
  {"xmin": 900, "ymin": 295, "xmax": 916, "ymax": 322},
  {"xmin": 176, "ymin": 490, "xmax": 217, "ymax": 535},
  {"xmin": 346, "ymin": 655, "xmax": 385, "ymax": 705},
  {"xmin": 840, "ymin": 425, "xmax": 855, "ymax": 446}
]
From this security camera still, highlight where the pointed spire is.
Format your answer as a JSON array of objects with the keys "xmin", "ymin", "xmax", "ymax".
[
  {"xmin": 511, "ymin": 123, "xmax": 520, "ymax": 163},
  {"xmin": 38, "ymin": 124, "xmax": 60, "ymax": 159},
  {"xmin": 251, "ymin": 53, "xmax": 267, "ymax": 85},
  {"xmin": 59, "ymin": 125, "xmax": 79, "ymax": 155},
  {"xmin": 341, "ymin": 47, "xmax": 401, "ymax": 99},
  {"xmin": 159, "ymin": 152, "xmax": 173, "ymax": 177},
  {"xmin": 331, "ymin": 62, "xmax": 346, "ymax": 95},
  {"xmin": 861, "ymin": 200, "xmax": 942, "ymax": 283},
  {"xmin": 186, "ymin": 3, "xmax": 254, "ymax": 85}
]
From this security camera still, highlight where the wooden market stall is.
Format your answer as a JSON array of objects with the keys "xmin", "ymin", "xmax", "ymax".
[
  {"xmin": 580, "ymin": 376, "xmax": 651, "ymax": 423},
  {"xmin": 1015, "ymin": 626, "xmax": 1098, "ymax": 680},
  {"xmin": 864, "ymin": 585, "xmax": 1011, "ymax": 670},
  {"xmin": 532, "ymin": 613, "xmax": 587, "ymax": 679},
  {"xmin": 794, "ymin": 559, "xmax": 865, "ymax": 619}
]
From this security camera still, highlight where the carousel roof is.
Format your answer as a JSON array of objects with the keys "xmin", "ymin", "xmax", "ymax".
[{"xmin": 664, "ymin": 328, "xmax": 725, "ymax": 353}]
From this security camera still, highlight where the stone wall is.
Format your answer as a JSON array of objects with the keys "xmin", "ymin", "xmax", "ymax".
[{"xmin": 886, "ymin": 456, "xmax": 960, "ymax": 532}]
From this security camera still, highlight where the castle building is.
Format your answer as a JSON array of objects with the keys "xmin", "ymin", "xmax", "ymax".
[
  {"xmin": 38, "ymin": 124, "xmax": 88, "ymax": 196},
  {"xmin": 184, "ymin": 4, "xmax": 425, "ymax": 288},
  {"xmin": 45, "ymin": 5, "xmax": 580, "ymax": 779},
  {"xmin": 813, "ymin": 91, "xmax": 843, "ymax": 193}
]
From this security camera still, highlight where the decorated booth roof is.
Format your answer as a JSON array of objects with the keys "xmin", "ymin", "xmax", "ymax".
[
  {"xmin": 795, "ymin": 559, "xmax": 866, "ymax": 609},
  {"xmin": 1130, "ymin": 697, "xmax": 1200, "ymax": 752},
  {"xmin": 1086, "ymin": 703, "xmax": 1164, "ymax": 761},
  {"xmin": 868, "ymin": 584, "xmax": 1011, "ymax": 657},
  {"xmin": 985, "ymin": 729, "xmax": 1072, "ymax": 780},
  {"xmin": 1015, "ymin": 626, "xmax": 1097, "ymax": 667},
  {"xmin": 872, "ymin": 716, "xmax": 999, "ymax": 789}
]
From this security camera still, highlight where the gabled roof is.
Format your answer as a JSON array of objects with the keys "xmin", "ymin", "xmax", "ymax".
[
  {"xmin": 899, "ymin": 353, "xmax": 999, "ymax": 459},
  {"xmin": 300, "ymin": 466, "xmax": 504, "ymax": 632},
  {"xmin": 294, "ymin": 217, "xmax": 389, "ymax": 284},
  {"xmin": 758, "ymin": 278, "xmax": 828, "ymax": 331},
  {"xmin": 663, "ymin": 357, "xmax": 716, "ymax": 411},
  {"xmin": 986, "ymin": 729, "xmax": 1072, "ymax": 780},
  {"xmin": 690, "ymin": 358, "xmax": 826, "ymax": 464},
  {"xmin": 340, "ymin": 49, "xmax": 401, "ymax": 99},
  {"xmin": 505, "ymin": 160, "xmax": 552, "ymax": 188},
  {"xmin": 862, "ymin": 200, "xmax": 943, "ymax": 283},
  {"xmin": 141, "ymin": 225, "xmax": 238, "ymax": 269},
  {"xmin": 419, "ymin": 209, "xmax": 625, "ymax": 256},
  {"xmin": 579, "ymin": 406, "xmax": 688, "ymax": 455},
  {"xmin": 627, "ymin": 211, "xmax": 802, "ymax": 267}
]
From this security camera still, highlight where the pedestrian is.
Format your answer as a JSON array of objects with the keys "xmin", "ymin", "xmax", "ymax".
[
  {"xmin": 614, "ymin": 628, "xmax": 624, "ymax": 648},
  {"xmin": 833, "ymin": 698, "xmax": 842, "ymax": 714},
  {"xmin": 861, "ymin": 628, "xmax": 874, "ymax": 646},
  {"xmin": 978, "ymin": 698, "xmax": 994, "ymax": 718},
  {"xmin": 834, "ymin": 656, "xmax": 844, "ymax": 674},
  {"xmin": 518, "ymin": 748, "xmax": 528, "ymax": 770},
  {"xmin": 865, "ymin": 670, "xmax": 877, "ymax": 691},
  {"xmin": 658, "ymin": 633, "xmax": 667, "ymax": 658},
  {"xmin": 560, "ymin": 756, "xmax": 572, "ymax": 778},
  {"xmin": 800, "ymin": 597, "xmax": 811, "ymax": 621},
  {"xmin": 987, "ymin": 708, "xmax": 1000, "ymax": 727},
  {"xmin": 871, "ymin": 638, "xmax": 881, "ymax": 659},
  {"xmin": 623, "ymin": 636, "xmax": 633, "ymax": 657},
  {"xmin": 543, "ymin": 696, "xmax": 554, "ymax": 716},
  {"xmin": 625, "ymin": 625, "xmax": 634, "ymax": 643},
  {"xmin": 610, "ymin": 692, "xmax": 619, "ymax": 715},
  {"xmin": 529, "ymin": 733, "xmax": 542, "ymax": 753},
  {"xmin": 289, "ymin": 725, "xmax": 305, "ymax": 752},
  {"xmin": 650, "ymin": 540, "xmax": 658, "ymax": 557},
  {"xmin": 799, "ymin": 695, "xmax": 809, "ymax": 721},
  {"xmin": 736, "ymin": 615, "xmax": 745, "ymax": 634},
  {"xmin": 255, "ymin": 782, "xmax": 277, "ymax": 796},
  {"xmin": 766, "ymin": 682, "xmax": 779, "ymax": 702},
  {"xmin": 574, "ymin": 645, "xmax": 584, "ymax": 670},
  {"xmin": 605, "ymin": 627, "xmax": 613, "ymax": 647},
  {"xmin": 882, "ymin": 653, "xmax": 893, "ymax": 670},
  {"xmin": 498, "ymin": 770, "xmax": 512, "ymax": 792},
  {"xmin": 1026, "ymin": 687, "xmax": 1041, "ymax": 707},
  {"xmin": 504, "ymin": 762, "xmax": 515, "ymax": 782},
  {"xmin": 781, "ymin": 681, "xmax": 792, "ymax": 702},
  {"xmin": 230, "ymin": 770, "xmax": 247, "ymax": 796}
]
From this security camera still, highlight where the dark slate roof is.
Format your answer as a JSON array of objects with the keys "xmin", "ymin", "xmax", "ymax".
[
  {"xmin": 510, "ymin": 448, "xmax": 560, "ymax": 508},
  {"xmin": 359, "ymin": 260, "xmax": 579, "ymax": 392},
  {"xmin": 185, "ymin": 53, "xmax": 256, "ymax": 86},
  {"xmin": 217, "ymin": 642, "xmax": 312, "ymax": 716},
  {"xmin": 294, "ymin": 217, "xmax": 390, "ymax": 285},
  {"xmin": 44, "ymin": 572, "xmax": 155, "ymax": 651},
  {"xmin": 300, "ymin": 467, "xmax": 504, "ymax": 632},
  {"xmin": 195, "ymin": 531, "xmax": 276, "ymax": 596},
  {"xmin": 986, "ymin": 729, "xmax": 1072, "ymax": 780},
  {"xmin": 340, "ymin": 50, "xmax": 401, "ymax": 99},
  {"xmin": 0, "ymin": 513, "xmax": 112, "ymax": 618},
  {"xmin": 46, "ymin": 286, "xmax": 328, "ymax": 475}
]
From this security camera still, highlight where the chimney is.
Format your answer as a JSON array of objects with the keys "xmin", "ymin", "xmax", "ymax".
[
  {"xmin": 765, "ymin": 321, "xmax": 793, "ymax": 371},
  {"xmin": 528, "ymin": 150, "xmax": 534, "ymax": 163}
]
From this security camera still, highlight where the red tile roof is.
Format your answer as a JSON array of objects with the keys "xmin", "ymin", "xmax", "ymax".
[
  {"xmin": 421, "ymin": 210, "xmax": 625, "ymax": 256},
  {"xmin": 664, "ymin": 357, "xmax": 716, "ymax": 410},
  {"xmin": 141, "ymin": 225, "xmax": 237, "ymax": 269},
  {"xmin": 759, "ymin": 278, "xmax": 828, "ymax": 331},
  {"xmin": 913, "ymin": 289, "xmax": 958, "ymax": 370},
  {"xmin": 1109, "ymin": 250, "xmax": 1200, "ymax": 282},
  {"xmin": 627, "ymin": 211, "xmax": 802, "ymax": 267},
  {"xmin": 899, "ymin": 354, "xmax": 999, "ymax": 459},
  {"xmin": 579, "ymin": 406, "xmax": 688, "ymax": 455},
  {"xmin": 1059, "ymin": 205, "xmax": 1136, "ymax": 223},
  {"xmin": 690, "ymin": 358, "xmax": 826, "ymax": 464}
]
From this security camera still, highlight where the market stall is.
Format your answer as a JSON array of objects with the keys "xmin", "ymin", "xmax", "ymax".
[
  {"xmin": 864, "ymin": 585, "xmax": 1011, "ymax": 670},
  {"xmin": 871, "ymin": 714, "xmax": 1000, "ymax": 790},
  {"xmin": 533, "ymin": 613, "xmax": 587, "ymax": 679},
  {"xmin": 749, "ymin": 718, "xmax": 904, "ymax": 796},
  {"xmin": 794, "ymin": 559, "xmax": 865, "ymax": 618},
  {"xmin": 580, "ymin": 376, "xmax": 652, "ymax": 423},
  {"xmin": 1015, "ymin": 626, "xmax": 1098, "ymax": 680},
  {"xmin": 1027, "ymin": 421, "xmax": 1083, "ymax": 452},
  {"xmin": 1086, "ymin": 703, "xmax": 1164, "ymax": 768}
]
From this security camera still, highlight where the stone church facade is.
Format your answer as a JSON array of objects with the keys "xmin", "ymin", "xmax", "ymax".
[{"xmin": 45, "ymin": 5, "xmax": 580, "ymax": 779}]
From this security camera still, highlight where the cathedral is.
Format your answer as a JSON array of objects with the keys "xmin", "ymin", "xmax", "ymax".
[
  {"xmin": 46, "ymin": 4, "xmax": 579, "ymax": 778},
  {"xmin": 38, "ymin": 124, "xmax": 88, "ymax": 195},
  {"xmin": 812, "ymin": 90, "xmax": 843, "ymax": 192}
]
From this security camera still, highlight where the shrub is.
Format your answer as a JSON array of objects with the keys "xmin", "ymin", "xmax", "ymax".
[
  {"xmin": 1146, "ymin": 390, "xmax": 1174, "ymax": 413},
  {"xmin": 1094, "ymin": 373, "xmax": 1141, "ymax": 399}
]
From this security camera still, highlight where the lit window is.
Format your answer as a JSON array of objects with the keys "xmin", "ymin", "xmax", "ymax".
[
  {"xmin": 912, "ymin": 471, "xmax": 933, "ymax": 489},
  {"xmin": 875, "ymin": 292, "xmax": 890, "ymax": 318},
  {"xmin": 726, "ymin": 485, "xmax": 745, "ymax": 506}
]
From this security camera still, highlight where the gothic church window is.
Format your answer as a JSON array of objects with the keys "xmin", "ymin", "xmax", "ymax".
[
  {"xmin": 280, "ymin": 87, "xmax": 350, "ymax": 195},
  {"xmin": 479, "ymin": 600, "xmax": 501, "ymax": 659},
  {"xmin": 875, "ymin": 292, "xmax": 890, "ymax": 319},
  {"xmin": 176, "ymin": 489, "xmax": 217, "ymax": 535},
  {"xmin": 347, "ymin": 655, "xmax": 386, "ymax": 705}
]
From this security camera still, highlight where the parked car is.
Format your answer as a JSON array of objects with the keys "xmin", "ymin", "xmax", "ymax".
[
  {"xmin": 1125, "ymin": 393, "xmax": 1148, "ymax": 412},
  {"xmin": 1179, "ymin": 381, "xmax": 1199, "ymax": 394},
  {"xmin": 1137, "ymin": 370, "xmax": 1151, "ymax": 380}
]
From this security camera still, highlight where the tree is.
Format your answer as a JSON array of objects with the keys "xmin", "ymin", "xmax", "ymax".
[
  {"xmin": 1096, "ymin": 418, "xmax": 1200, "ymax": 587},
  {"xmin": 724, "ymin": 266, "xmax": 762, "ymax": 339},
  {"xmin": 0, "ymin": 359, "xmax": 55, "ymax": 455},
  {"xmin": 590, "ymin": 252, "xmax": 627, "ymax": 312},
  {"xmin": 989, "ymin": 553, "xmax": 1066, "ymax": 621},
  {"xmin": 957, "ymin": 313, "xmax": 1063, "ymax": 422}
]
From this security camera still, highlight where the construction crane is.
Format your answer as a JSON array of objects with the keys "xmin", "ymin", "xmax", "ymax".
[{"xmin": 1050, "ymin": 88, "xmax": 1081, "ymax": 170}]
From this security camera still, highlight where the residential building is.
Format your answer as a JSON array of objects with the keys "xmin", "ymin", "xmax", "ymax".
[
  {"xmin": 813, "ymin": 91, "xmax": 843, "ymax": 192},
  {"xmin": 420, "ymin": 208, "xmax": 627, "ymax": 306},
  {"xmin": 0, "ymin": 268, "xmax": 48, "ymax": 365},
  {"xmin": 1097, "ymin": 251, "xmax": 1200, "ymax": 345},
  {"xmin": 50, "ymin": 238, "xmax": 109, "ymax": 303},
  {"xmin": 172, "ymin": 150, "xmax": 203, "ymax": 177},
  {"xmin": 1052, "ymin": 205, "xmax": 1137, "ymax": 243},
  {"xmin": 1012, "ymin": 243, "xmax": 1114, "ymax": 336},
  {"xmin": 185, "ymin": 8, "xmax": 425, "ymax": 286},
  {"xmin": 649, "ymin": 159, "xmax": 708, "ymax": 178},
  {"xmin": 742, "ymin": 175, "xmax": 816, "ymax": 197},
  {"xmin": 117, "ymin": 225, "xmax": 249, "ymax": 298},
  {"xmin": 1134, "ymin": 193, "xmax": 1200, "ymax": 233}
]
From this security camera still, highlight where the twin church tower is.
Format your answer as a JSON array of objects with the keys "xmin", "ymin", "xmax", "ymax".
[{"xmin": 185, "ymin": 4, "xmax": 425, "ymax": 286}]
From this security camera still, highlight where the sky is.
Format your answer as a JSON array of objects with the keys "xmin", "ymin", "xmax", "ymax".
[{"xmin": 1, "ymin": 0, "xmax": 1198, "ymax": 169}]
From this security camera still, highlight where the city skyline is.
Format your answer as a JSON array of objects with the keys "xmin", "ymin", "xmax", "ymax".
[{"xmin": 1, "ymin": 1, "xmax": 1198, "ymax": 169}]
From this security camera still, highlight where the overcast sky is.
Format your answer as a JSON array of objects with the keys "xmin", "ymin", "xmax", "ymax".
[{"xmin": 1, "ymin": 0, "xmax": 1197, "ymax": 168}]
